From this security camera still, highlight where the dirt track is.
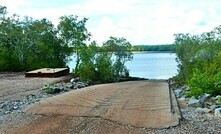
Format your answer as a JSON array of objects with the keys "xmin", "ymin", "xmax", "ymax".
[{"xmin": 8, "ymin": 80, "xmax": 180, "ymax": 134}]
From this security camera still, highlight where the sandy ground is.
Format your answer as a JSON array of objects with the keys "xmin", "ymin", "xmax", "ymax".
[{"xmin": 0, "ymin": 72, "xmax": 69, "ymax": 102}]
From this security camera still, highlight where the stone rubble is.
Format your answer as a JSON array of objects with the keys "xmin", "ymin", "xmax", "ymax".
[
  {"xmin": 195, "ymin": 107, "xmax": 211, "ymax": 114},
  {"xmin": 188, "ymin": 96, "xmax": 201, "ymax": 107},
  {"xmin": 174, "ymin": 88, "xmax": 183, "ymax": 98},
  {"xmin": 173, "ymin": 84, "xmax": 221, "ymax": 117},
  {"xmin": 214, "ymin": 108, "xmax": 221, "ymax": 117},
  {"xmin": 0, "ymin": 94, "xmax": 49, "ymax": 116},
  {"xmin": 41, "ymin": 77, "xmax": 88, "ymax": 94}
]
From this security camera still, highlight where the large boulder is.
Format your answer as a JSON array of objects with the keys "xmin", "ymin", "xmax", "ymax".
[
  {"xmin": 70, "ymin": 77, "xmax": 80, "ymax": 83},
  {"xmin": 188, "ymin": 96, "xmax": 201, "ymax": 107},
  {"xmin": 215, "ymin": 95, "xmax": 221, "ymax": 100},
  {"xmin": 178, "ymin": 96, "xmax": 185, "ymax": 101},
  {"xmin": 75, "ymin": 82, "xmax": 86, "ymax": 89},
  {"xmin": 210, "ymin": 105, "xmax": 221, "ymax": 111},
  {"xmin": 174, "ymin": 88, "xmax": 183, "ymax": 98},
  {"xmin": 66, "ymin": 82, "xmax": 74, "ymax": 89},
  {"xmin": 215, "ymin": 95, "xmax": 221, "ymax": 104},
  {"xmin": 0, "ymin": 115, "xmax": 5, "ymax": 121},
  {"xmin": 198, "ymin": 93, "xmax": 211, "ymax": 107},
  {"xmin": 41, "ymin": 85, "xmax": 63, "ymax": 94},
  {"xmin": 214, "ymin": 108, "xmax": 221, "ymax": 117},
  {"xmin": 195, "ymin": 107, "xmax": 210, "ymax": 114}
]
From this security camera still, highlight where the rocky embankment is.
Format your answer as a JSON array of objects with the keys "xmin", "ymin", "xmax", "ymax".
[
  {"xmin": 171, "ymin": 84, "xmax": 221, "ymax": 117},
  {"xmin": 0, "ymin": 77, "xmax": 87, "ymax": 122}
]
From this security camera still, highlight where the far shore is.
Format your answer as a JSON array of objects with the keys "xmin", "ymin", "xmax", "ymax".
[{"xmin": 131, "ymin": 51, "xmax": 174, "ymax": 53}]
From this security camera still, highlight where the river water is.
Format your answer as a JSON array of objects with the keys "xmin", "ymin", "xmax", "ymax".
[
  {"xmin": 67, "ymin": 52, "xmax": 178, "ymax": 80},
  {"xmin": 125, "ymin": 52, "xmax": 178, "ymax": 79}
]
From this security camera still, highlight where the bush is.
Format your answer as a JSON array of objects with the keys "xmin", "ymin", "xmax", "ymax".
[
  {"xmin": 174, "ymin": 25, "xmax": 221, "ymax": 97},
  {"xmin": 218, "ymin": 97, "xmax": 221, "ymax": 104},
  {"xmin": 96, "ymin": 53, "xmax": 115, "ymax": 82},
  {"xmin": 76, "ymin": 37, "xmax": 133, "ymax": 83},
  {"xmin": 188, "ymin": 69, "xmax": 221, "ymax": 97},
  {"xmin": 77, "ymin": 52, "xmax": 115, "ymax": 83},
  {"xmin": 77, "ymin": 63, "xmax": 96, "ymax": 82},
  {"xmin": 41, "ymin": 85, "xmax": 61, "ymax": 94},
  {"xmin": 188, "ymin": 70, "xmax": 212, "ymax": 97}
]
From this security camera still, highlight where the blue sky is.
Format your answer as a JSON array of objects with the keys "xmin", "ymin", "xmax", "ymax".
[{"xmin": 0, "ymin": 0, "xmax": 221, "ymax": 45}]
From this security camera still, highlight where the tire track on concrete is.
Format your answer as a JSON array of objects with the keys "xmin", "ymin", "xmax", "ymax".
[
  {"xmin": 26, "ymin": 81, "xmax": 180, "ymax": 129},
  {"xmin": 84, "ymin": 88, "xmax": 129, "ymax": 116}
]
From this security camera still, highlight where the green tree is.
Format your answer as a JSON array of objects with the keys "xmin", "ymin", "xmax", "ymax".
[
  {"xmin": 103, "ymin": 36, "xmax": 133, "ymax": 77},
  {"xmin": 77, "ymin": 37, "xmax": 133, "ymax": 83},
  {"xmin": 26, "ymin": 18, "xmax": 71, "ymax": 69},
  {"xmin": 0, "ymin": 12, "xmax": 25, "ymax": 71},
  {"xmin": 95, "ymin": 52, "xmax": 114, "ymax": 82},
  {"xmin": 173, "ymin": 33, "xmax": 202, "ymax": 83},
  {"xmin": 0, "ymin": 5, "xmax": 133, "ymax": 84},
  {"xmin": 77, "ymin": 41, "xmax": 114, "ymax": 83},
  {"xmin": 0, "ymin": 5, "xmax": 7, "ymax": 19},
  {"xmin": 0, "ymin": 5, "xmax": 71, "ymax": 71},
  {"xmin": 174, "ymin": 25, "xmax": 221, "ymax": 97},
  {"xmin": 77, "ymin": 41, "xmax": 97, "ymax": 82},
  {"xmin": 58, "ymin": 15, "xmax": 91, "ymax": 72}
]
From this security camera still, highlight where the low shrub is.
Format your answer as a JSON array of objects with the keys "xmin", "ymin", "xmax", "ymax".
[
  {"xmin": 41, "ymin": 84, "xmax": 61, "ymax": 94},
  {"xmin": 188, "ymin": 69, "xmax": 221, "ymax": 97}
]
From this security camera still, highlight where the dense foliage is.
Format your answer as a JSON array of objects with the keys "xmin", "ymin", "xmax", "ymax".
[
  {"xmin": 77, "ymin": 37, "xmax": 133, "ymax": 83},
  {"xmin": 0, "ymin": 6, "xmax": 72, "ymax": 71},
  {"xmin": 131, "ymin": 44, "xmax": 173, "ymax": 51},
  {"xmin": 174, "ymin": 25, "xmax": 221, "ymax": 97},
  {"xmin": 103, "ymin": 37, "xmax": 133, "ymax": 77},
  {"xmin": 0, "ymin": 5, "xmax": 133, "ymax": 83},
  {"xmin": 58, "ymin": 15, "xmax": 91, "ymax": 72}
]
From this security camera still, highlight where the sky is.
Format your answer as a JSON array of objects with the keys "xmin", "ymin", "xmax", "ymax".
[{"xmin": 0, "ymin": 0, "xmax": 221, "ymax": 45}]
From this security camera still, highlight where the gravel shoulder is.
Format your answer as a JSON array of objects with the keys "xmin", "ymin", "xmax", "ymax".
[
  {"xmin": 0, "ymin": 72, "xmax": 67, "ymax": 102},
  {"xmin": 0, "ymin": 73, "xmax": 221, "ymax": 134},
  {"xmin": 0, "ymin": 72, "xmax": 71, "ymax": 133}
]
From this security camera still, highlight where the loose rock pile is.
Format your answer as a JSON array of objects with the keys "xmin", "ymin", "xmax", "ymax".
[
  {"xmin": 41, "ymin": 77, "xmax": 88, "ymax": 94},
  {"xmin": 0, "ymin": 94, "xmax": 48, "ymax": 121},
  {"xmin": 173, "ymin": 85, "xmax": 221, "ymax": 117}
]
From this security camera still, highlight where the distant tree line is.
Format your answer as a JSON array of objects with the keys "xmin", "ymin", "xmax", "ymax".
[
  {"xmin": 0, "ymin": 5, "xmax": 133, "ymax": 83},
  {"xmin": 174, "ymin": 25, "xmax": 221, "ymax": 97},
  {"xmin": 131, "ymin": 44, "xmax": 173, "ymax": 51}
]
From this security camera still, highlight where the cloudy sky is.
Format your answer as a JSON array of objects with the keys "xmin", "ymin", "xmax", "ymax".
[{"xmin": 0, "ymin": 0, "xmax": 221, "ymax": 45}]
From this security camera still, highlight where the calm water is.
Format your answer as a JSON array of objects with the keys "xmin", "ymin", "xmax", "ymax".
[
  {"xmin": 67, "ymin": 52, "xmax": 178, "ymax": 79},
  {"xmin": 125, "ymin": 52, "xmax": 178, "ymax": 79}
]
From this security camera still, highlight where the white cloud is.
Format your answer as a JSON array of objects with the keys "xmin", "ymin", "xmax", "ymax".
[
  {"xmin": 0, "ymin": 0, "xmax": 31, "ymax": 14},
  {"xmin": 91, "ymin": 17, "xmax": 117, "ymax": 43},
  {"xmin": 1, "ymin": 0, "xmax": 221, "ymax": 45}
]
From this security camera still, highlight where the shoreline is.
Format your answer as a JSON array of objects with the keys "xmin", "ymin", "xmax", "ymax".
[{"xmin": 1, "ymin": 73, "xmax": 221, "ymax": 133}]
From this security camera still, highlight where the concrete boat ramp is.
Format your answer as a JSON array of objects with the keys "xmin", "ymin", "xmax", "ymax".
[{"xmin": 14, "ymin": 81, "xmax": 181, "ymax": 133}]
